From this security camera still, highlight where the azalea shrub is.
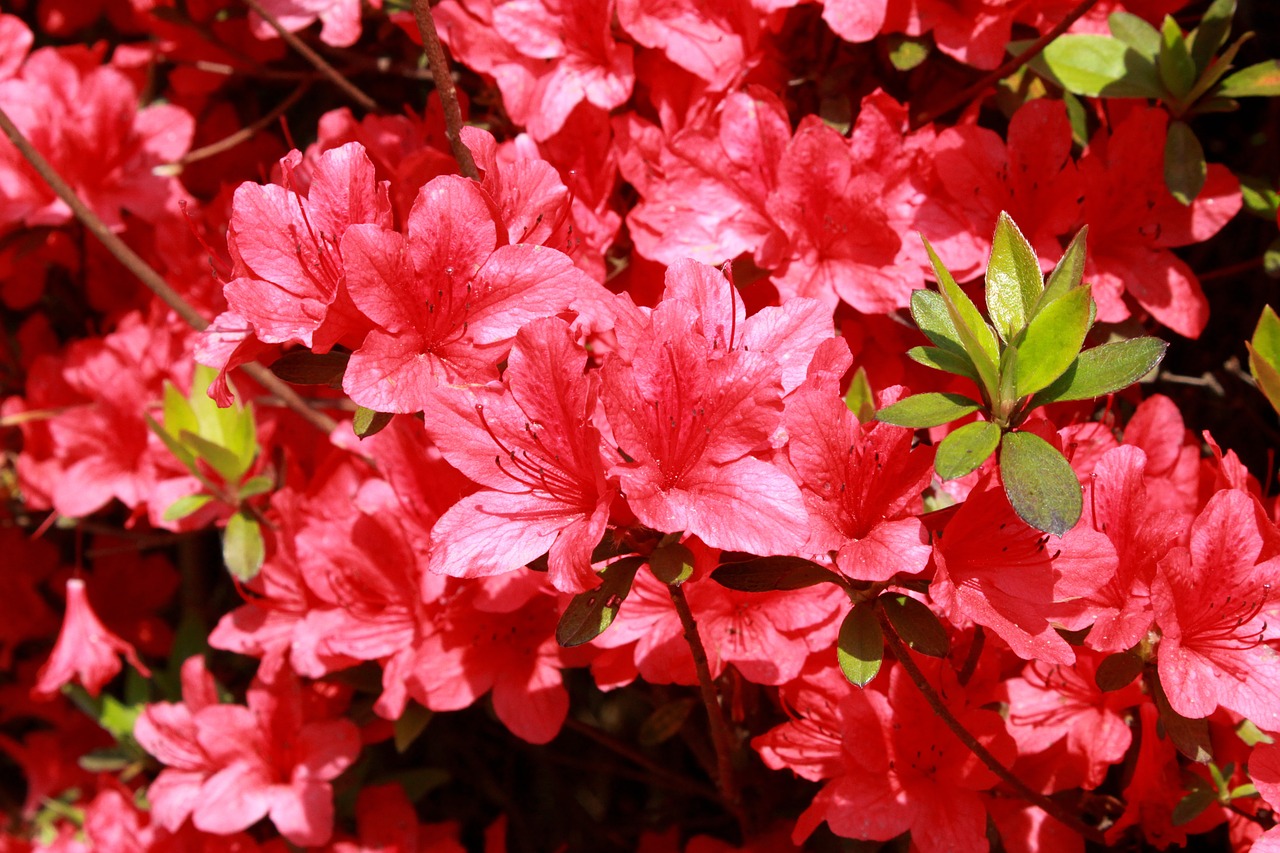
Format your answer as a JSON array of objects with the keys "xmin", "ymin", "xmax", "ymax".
[{"xmin": 4, "ymin": 0, "xmax": 1280, "ymax": 851}]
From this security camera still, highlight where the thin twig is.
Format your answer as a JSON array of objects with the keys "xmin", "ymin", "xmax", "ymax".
[
  {"xmin": 179, "ymin": 81, "xmax": 312, "ymax": 166},
  {"xmin": 876, "ymin": 604, "xmax": 1107, "ymax": 844},
  {"xmin": 913, "ymin": 0, "xmax": 1103, "ymax": 128},
  {"xmin": 668, "ymin": 583, "xmax": 750, "ymax": 840},
  {"xmin": 241, "ymin": 0, "xmax": 379, "ymax": 112},
  {"xmin": 411, "ymin": 0, "xmax": 480, "ymax": 180},
  {"xmin": 0, "ymin": 104, "xmax": 339, "ymax": 435},
  {"xmin": 1197, "ymin": 255, "xmax": 1266, "ymax": 282},
  {"xmin": 562, "ymin": 718, "xmax": 723, "ymax": 802}
]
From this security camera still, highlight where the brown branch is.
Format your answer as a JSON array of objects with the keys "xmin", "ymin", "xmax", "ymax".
[
  {"xmin": 913, "ymin": 0, "xmax": 1103, "ymax": 128},
  {"xmin": 411, "ymin": 0, "xmax": 480, "ymax": 181},
  {"xmin": 241, "ymin": 0, "xmax": 379, "ymax": 113},
  {"xmin": 668, "ymin": 583, "xmax": 750, "ymax": 840},
  {"xmin": 562, "ymin": 718, "xmax": 723, "ymax": 802},
  {"xmin": 876, "ymin": 603, "xmax": 1107, "ymax": 844},
  {"xmin": 0, "ymin": 104, "xmax": 339, "ymax": 435},
  {"xmin": 179, "ymin": 81, "xmax": 312, "ymax": 166}
]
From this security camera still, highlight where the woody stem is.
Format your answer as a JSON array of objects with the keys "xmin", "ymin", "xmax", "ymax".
[
  {"xmin": 411, "ymin": 0, "xmax": 480, "ymax": 181},
  {"xmin": 875, "ymin": 603, "xmax": 1106, "ymax": 844},
  {"xmin": 0, "ymin": 104, "xmax": 339, "ymax": 436},
  {"xmin": 668, "ymin": 583, "xmax": 750, "ymax": 839}
]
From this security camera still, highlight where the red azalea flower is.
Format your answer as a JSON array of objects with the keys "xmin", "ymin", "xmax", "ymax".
[{"xmin": 33, "ymin": 577, "xmax": 150, "ymax": 699}]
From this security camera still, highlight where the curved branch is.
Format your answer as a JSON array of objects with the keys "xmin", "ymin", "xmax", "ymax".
[
  {"xmin": 411, "ymin": 0, "xmax": 480, "ymax": 181},
  {"xmin": 179, "ymin": 81, "xmax": 312, "ymax": 167},
  {"xmin": 875, "ymin": 603, "xmax": 1106, "ymax": 845}
]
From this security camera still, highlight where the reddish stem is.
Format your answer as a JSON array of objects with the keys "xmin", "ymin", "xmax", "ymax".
[
  {"xmin": 411, "ymin": 0, "xmax": 481, "ymax": 181},
  {"xmin": 875, "ymin": 603, "xmax": 1106, "ymax": 844}
]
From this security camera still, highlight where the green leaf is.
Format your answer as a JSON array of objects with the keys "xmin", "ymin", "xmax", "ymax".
[
  {"xmin": 1268, "ymin": 238, "xmax": 1280, "ymax": 279},
  {"xmin": 162, "ymin": 493, "xmax": 214, "ymax": 522},
  {"xmin": 935, "ymin": 420, "xmax": 1001, "ymax": 480},
  {"xmin": 1229, "ymin": 783, "xmax": 1258, "ymax": 799},
  {"xmin": 921, "ymin": 237, "xmax": 1001, "ymax": 397},
  {"xmin": 1013, "ymin": 286, "xmax": 1093, "ymax": 398},
  {"xmin": 907, "ymin": 346, "xmax": 979, "ymax": 382},
  {"xmin": 79, "ymin": 746, "xmax": 135, "ymax": 773},
  {"xmin": 638, "ymin": 697, "xmax": 697, "ymax": 746},
  {"xmin": 1184, "ymin": 34, "xmax": 1249, "ymax": 106},
  {"xmin": 875, "ymin": 392, "xmax": 982, "ymax": 429},
  {"xmin": 1218, "ymin": 60, "xmax": 1280, "ymax": 97},
  {"xmin": 650, "ymin": 542, "xmax": 695, "ymax": 585},
  {"xmin": 1238, "ymin": 718, "xmax": 1275, "ymax": 747},
  {"xmin": 878, "ymin": 594, "xmax": 949, "ymax": 658},
  {"xmin": 1094, "ymin": 651, "xmax": 1145, "ymax": 692},
  {"xmin": 1189, "ymin": 0, "xmax": 1236, "ymax": 73},
  {"xmin": 180, "ymin": 430, "xmax": 247, "ymax": 484},
  {"xmin": 1158, "ymin": 16, "xmax": 1197, "ymax": 100},
  {"xmin": 1062, "ymin": 91, "xmax": 1090, "ymax": 148},
  {"xmin": 1108, "ymin": 12, "xmax": 1161, "ymax": 57},
  {"xmin": 1248, "ymin": 307, "xmax": 1280, "ymax": 416},
  {"xmin": 556, "ymin": 557, "xmax": 644, "ymax": 647},
  {"xmin": 146, "ymin": 414, "xmax": 198, "ymax": 478},
  {"xmin": 710, "ymin": 557, "xmax": 841, "ymax": 593},
  {"xmin": 1028, "ymin": 35, "xmax": 1164, "ymax": 97},
  {"xmin": 910, "ymin": 289, "xmax": 966, "ymax": 357},
  {"xmin": 393, "ymin": 702, "xmax": 433, "ymax": 753},
  {"xmin": 1240, "ymin": 175, "xmax": 1280, "ymax": 220},
  {"xmin": 1151, "ymin": 669, "xmax": 1213, "ymax": 763},
  {"xmin": 985, "ymin": 212, "xmax": 1043, "ymax": 343},
  {"xmin": 836, "ymin": 605, "xmax": 883, "ymax": 687},
  {"xmin": 237, "ymin": 475, "xmax": 274, "ymax": 500},
  {"xmin": 100, "ymin": 695, "xmax": 141, "ymax": 740},
  {"xmin": 1164, "ymin": 120, "xmax": 1207, "ymax": 204},
  {"xmin": 1038, "ymin": 226, "xmax": 1088, "ymax": 312},
  {"xmin": 269, "ymin": 350, "xmax": 350, "ymax": 387},
  {"xmin": 999, "ymin": 431, "xmax": 1083, "ymax": 536},
  {"xmin": 223, "ymin": 511, "xmax": 265, "ymax": 582},
  {"xmin": 354, "ymin": 406, "xmax": 393, "ymax": 439},
  {"xmin": 162, "ymin": 383, "xmax": 199, "ymax": 443},
  {"xmin": 844, "ymin": 366, "xmax": 876, "ymax": 422},
  {"xmin": 998, "ymin": 344, "xmax": 1019, "ymax": 418},
  {"xmin": 1031, "ymin": 337, "xmax": 1168, "ymax": 405},
  {"xmin": 1172, "ymin": 786, "xmax": 1217, "ymax": 826},
  {"xmin": 887, "ymin": 34, "xmax": 930, "ymax": 71}
]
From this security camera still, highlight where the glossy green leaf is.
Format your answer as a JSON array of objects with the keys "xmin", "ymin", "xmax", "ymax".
[
  {"xmin": 1031, "ymin": 337, "xmax": 1168, "ymax": 405},
  {"xmin": 935, "ymin": 420, "xmax": 1001, "ymax": 480},
  {"xmin": 911, "ymin": 288, "xmax": 966, "ymax": 355},
  {"xmin": 1190, "ymin": 0, "xmax": 1236, "ymax": 73},
  {"xmin": 711, "ymin": 557, "xmax": 841, "ymax": 593},
  {"xmin": 638, "ymin": 698, "xmax": 697, "ymax": 746},
  {"xmin": 354, "ymin": 407, "xmax": 393, "ymax": 439},
  {"xmin": 1158, "ymin": 16, "xmax": 1197, "ymax": 99},
  {"xmin": 1164, "ymin": 120, "xmax": 1207, "ymax": 204},
  {"xmin": 223, "ymin": 511, "xmax": 265, "ymax": 582},
  {"xmin": 1218, "ymin": 60, "xmax": 1280, "ymax": 97},
  {"xmin": 1062, "ymin": 91, "xmax": 1090, "ymax": 148},
  {"xmin": 556, "ymin": 557, "xmax": 644, "ymax": 647},
  {"xmin": 998, "ymin": 344, "xmax": 1019, "ymax": 417},
  {"xmin": 1248, "ymin": 306, "xmax": 1280, "ymax": 415},
  {"xmin": 650, "ymin": 542, "xmax": 695, "ymax": 585},
  {"xmin": 876, "ymin": 392, "xmax": 982, "ymax": 428},
  {"xmin": 985, "ymin": 212, "xmax": 1043, "ymax": 343},
  {"xmin": 921, "ymin": 237, "xmax": 1001, "ymax": 396},
  {"xmin": 1039, "ymin": 226, "xmax": 1088, "ymax": 312},
  {"xmin": 999, "ymin": 431, "xmax": 1082, "ymax": 536},
  {"xmin": 844, "ymin": 366, "xmax": 876, "ymax": 422},
  {"xmin": 1108, "ymin": 11, "xmax": 1161, "ymax": 57},
  {"xmin": 1028, "ymin": 35, "xmax": 1165, "ymax": 97},
  {"xmin": 1014, "ymin": 286, "xmax": 1093, "ymax": 398},
  {"xmin": 907, "ymin": 346, "xmax": 979, "ymax": 382},
  {"xmin": 162, "ymin": 493, "xmax": 214, "ymax": 522},
  {"xmin": 837, "ymin": 606, "xmax": 883, "ymax": 687},
  {"xmin": 393, "ymin": 702, "xmax": 433, "ymax": 753},
  {"xmin": 1172, "ymin": 786, "xmax": 1217, "ymax": 826},
  {"xmin": 1094, "ymin": 651, "xmax": 1145, "ymax": 692},
  {"xmin": 879, "ymin": 594, "xmax": 949, "ymax": 658},
  {"xmin": 887, "ymin": 34, "xmax": 930, "ymax": 70}
]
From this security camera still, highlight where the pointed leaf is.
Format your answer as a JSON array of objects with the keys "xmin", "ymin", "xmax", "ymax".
[
  {"xmin": 1190, "ymin": 0, "xmax": 1236, "ymax": 73},
  {"xmin": 844, "ymin": 366, "xmax": 876, "ymax": 422},
  {"xmin": 1247, "ymin": 342, "xmax": 1280, "ymax": 417},
  {"xmin": 935, "ymin": 420, "xmax": 1001, "ymax": 480},
  {"xmin": 1218, "ymin": 60, "xmax": 1280, "ymax": 97},
  {"xmin": 878, "ymin": 594, "xmax": 949, "ymax": 658},
  {"xmin": 876, "ymin": 392, "xmax": 982, "ymax": 428},
  {"xmin": 711, "ymin": 557, "xmax": 842, "ymax": 592},
  {"xmin": 237, "ymin": 475, "xmax": 274, "ymax": 500},
  {"xmin": 1152, "ymin": 673, "xmax": 1213, "ymax": 762},
  {"xmin": 907, "ymin": 346, "xmax": 979, "ymax": 382},
  {"xmin": 1159, "ymin": 16, "xmax": 1197, "ymax": 99},
  {"xmin": 1172, "ymin": 786, "xmax": 1217, "ymax": 826},
  {"xmin": 1108, "ymin": 11, "xmax": 1161, "ymax": 57},
  {"xmin": 163, "ymin": 493, "xmax": 214, "ymax": 522},
  {"xmin": 1240, "ymin": 175, "xmax": 1280, "ymax": 221},
  {"xmin": 999, "ymin": 344, "xmax": 1019, "ymax": 415},
  {"xmin": 556, "ymin": 557, "xmax": 644, "ymax": 647},
  {"xmin": 1095, "ymin": 651, "xmax": 1145, "ymax": 692},
  {"xmin": 179, "ymin": 430, "xmax": 246, "ymax": 484},
  {"xmin": 921, "ymin": 236, "xmax": 1000, "ymax": 397},
  {"xmin": 1032, "ymin": 337, "xmax": 1168, "ymax": 405},
  {"xmin": 223, "ymin": 511, "xmax": 265, "ymax": 582},
  {"xmin": 1185, "ymin": 34, "xmax": 1248, "ymax": 105},
  {"xmin": 354, "ymin": 407, "xmax": 393, "ymax": 438},
  {"xmin": 887, "ymin": 34, "xmax": 931, "ymax": 70},
  {"xmin": 1039, "ymin": 226, "xmax": 1088, "ymax": 311},
  {"xmin": 1164, "ymin": 121, "xmax": 1207, "ymax": 204},
  {"xmin": 986, "ymin": 212, "xmax": 1043, "ymax": 343},
  {"xmin": 650, "ymin": 542, "xmax": 695, "ymax": 586},
  {"xmin": 269, "ymin": 350, "xmax": 350, "ymax": 387},
  {"xmin": 910, "ymin": 289, "xmax": 966, "ymax": 357},
  {"xmin": 1251, "ymin": 304, "xmax": 1280, "ymax": 364},
  {"xmin": 1027, "ymin": 35, "xmax": 1164, "ymax": 97},
  {"xmin": 999, "ymin": 431, "xmax": 1082, "ymax": 536},
  {"xmin": 1014, "ymin": 286, "xmax": 1093, "ymax": 397},
  {"xmin": 837, "ymin": 605, "xmax": 883, "ymax": 687},
  {"xmin": 393, "ymin": 702, "xmax": 433, "ymax": 753}
]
